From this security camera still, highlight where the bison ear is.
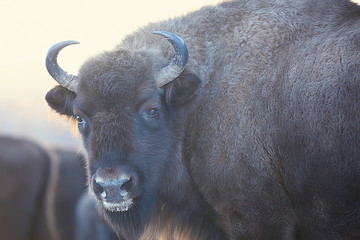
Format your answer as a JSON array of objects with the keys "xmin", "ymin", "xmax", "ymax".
[
  {"xmin": 45, "ymin": 85, "xmax": 76, "ymax": 116},
  {"xmin": 163, "ymin": 72, "xmax": 202, "ymax": 118}
]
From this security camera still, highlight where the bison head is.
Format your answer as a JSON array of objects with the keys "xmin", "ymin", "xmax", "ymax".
[{"xmin": 45, "ymin": 32, "xmax": 202, "ymax": 238}]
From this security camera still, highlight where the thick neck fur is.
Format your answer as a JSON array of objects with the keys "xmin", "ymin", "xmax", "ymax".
[
  {"xmin": 103, "ymin": 188, "xmax": 225, "ymax": 240},
  {"xmin": 100, "ymin": 134, "xmax": 225, "ymax": 240},
  {"xmin": 140, "ymin": 201, "xmax": 225, "ymax": 240}
]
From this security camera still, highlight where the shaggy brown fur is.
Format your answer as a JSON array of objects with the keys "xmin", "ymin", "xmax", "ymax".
[{"xmin": 46, "ymin": 0, "xmax": 360, "ymax": 239}]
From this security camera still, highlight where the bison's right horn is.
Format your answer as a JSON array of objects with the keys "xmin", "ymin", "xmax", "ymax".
[
  {"xmin": 46, "ymin": 41, "xmax": 80, "ymax": 92},
  {"xmin": 153, "ymin": 31, "xmax": 188, "ymax": 87}
]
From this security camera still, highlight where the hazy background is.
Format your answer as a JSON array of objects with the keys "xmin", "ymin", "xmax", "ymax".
[
  {"xmin": 1, "ymin": 0, "xmax": 359, "ymax": 148},
  {"xmin": 0, "ymin": 0, "xmax": 222, "ymax": 148}
]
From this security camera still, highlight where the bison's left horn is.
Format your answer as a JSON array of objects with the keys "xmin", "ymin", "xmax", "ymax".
[
  {"xmin": 153, "ymin": 31, "xmax": 188, "ymax": 87},
  {"xmin": 46, "ymin": 41, "xmax": 80, "ymax": 92}
]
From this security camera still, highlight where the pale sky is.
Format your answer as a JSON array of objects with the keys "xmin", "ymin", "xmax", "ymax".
[
  {"xmin": 0, "ymin": 0, "xmax": 359, "ymax": 147},
  {"xmin": 0, "ymin": 0, "xmax": 222, "ymax": 103},
  {"xmin": 0, "ymin": 0, "xmax": 222, "ymax": 146}
]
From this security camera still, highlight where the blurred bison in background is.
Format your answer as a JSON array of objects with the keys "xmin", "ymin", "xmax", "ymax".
[
  {"xmin": 75, "ymin": 191, "xmax": 118, "ymax": 240},
  {"xmin": 0, "ymin": 136, "xmax": 87, "ymax": 240},
  {"xmin": 45, "ymin": 0, "xmax": 360, "ymax": 239},
  {"xmin": 46, "ymin": 147, "xmax": 87, "ymax": 240},
  {"xmin": 0, "ymin": 136, "xmax": 50, "ymax": 240}
]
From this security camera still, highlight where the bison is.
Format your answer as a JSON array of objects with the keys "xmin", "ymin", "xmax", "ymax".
[
  {"xmin": 45, "ymin": 35, "xmax": 225, "ymax": 239},
  {"xmin": 46, "ymin": 147, "xmax": 87, "ymax": 240},
  {"xmin": 75, "ymin": 190, "xmax": 118, "ymax": 240},
  {"xmin": 45, "ymin": 0, "xmax": 360, "ymax": 239},
  {"xmin": 0, "ymin": 136, "xmax": 50, "ymax": 240},
  {"xmin": 0, "ymin": 136, "xmax": 87, "ymax": 240}
]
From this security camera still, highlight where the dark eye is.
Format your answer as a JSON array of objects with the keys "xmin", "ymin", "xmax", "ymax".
[
  {"xmin": 76, "ymin": 115, "xmax": 84, "ymax": 123},
  {"xmin": 145, "ymin": 107, "xmax": 159, "ymax": 119},
  {"xmin": 75, "ymin": 115, "xmax": 88, "ymax": 132},
  {"xmin": 73, "ymin": 110, "xmax": 90, "ymax": 135}
]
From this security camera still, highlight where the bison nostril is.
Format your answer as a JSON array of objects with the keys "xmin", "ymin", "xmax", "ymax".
[
  {"xmin": 92, "ymin": 178, "xmax": 104, "ymax": 197},
  {"xmin": 119, "ymin": 178, "xmax": 133, "ymax": 197},
  {"xmin": 101, "ymin": 191, "xmax": 107, "ymax": 199},
  {"xmin": 120, "ymin": 178, "xmax": 132, "ymax": 191}
]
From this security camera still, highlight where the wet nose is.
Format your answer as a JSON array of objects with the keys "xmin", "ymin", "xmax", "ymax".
[{"xmin": 92, "ymin": 166, "xmax": 139, "ymax": 202}]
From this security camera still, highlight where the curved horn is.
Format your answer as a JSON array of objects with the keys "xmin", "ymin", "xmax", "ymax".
[
  {"xmin": 46, "ymin": 41, "xmax": 80, "ymax": 92},
  {"xmin": 153, "ymin": 31, "xmax": 188, "ymax": 87}
]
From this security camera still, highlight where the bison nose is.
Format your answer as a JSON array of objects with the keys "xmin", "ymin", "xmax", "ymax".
[
  {"xmin": 92, "ymin": 166, "xmax": 140, "ymax": 203},
  {"xmin": 94, "ymin": 176, "xmax": 132, "ymax": 200}
]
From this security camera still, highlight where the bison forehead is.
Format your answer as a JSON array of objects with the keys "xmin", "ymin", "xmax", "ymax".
[{"xmin": 78, "ymin": 49, "xmax": 159, "ymax": 102}]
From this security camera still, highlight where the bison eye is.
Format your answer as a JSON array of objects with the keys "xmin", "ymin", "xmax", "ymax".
[
  {"xmin": 147, "ymin": 108, "xmax": 159, "ymax": 118},
  {"xmin": 76, "ymin": 115, "xmax": 86, "ymax": 124},
  {"xmin": 76, "ymin": 115, "xmax": 83, "ymax": 122},
  {"xmin": 142, "ymin": 107, "xmax": 159, "ymax": 121},
  {"xmin": 75, "ymin": 114, "xmax": 88, "ymax": 133}
]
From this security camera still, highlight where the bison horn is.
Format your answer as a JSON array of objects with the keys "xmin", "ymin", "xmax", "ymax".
[
  {"xmin": 46, "ymin": 41, "xmax": 80, "ymax": 92},
  {"xmin": 153, "ymin": 31, "xmax": 188, "ymax": 87}
]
